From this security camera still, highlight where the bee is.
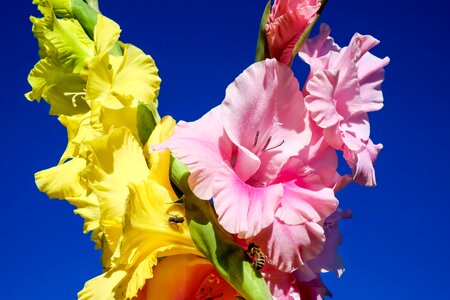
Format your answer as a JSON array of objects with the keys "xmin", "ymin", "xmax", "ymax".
[
  {"xmin": 247, "ymin": 243, "xmax": 265, "ymax": 271},
  {"xmin": 168, "ymin": 215, "xmax": 185, "ymax": 225}
]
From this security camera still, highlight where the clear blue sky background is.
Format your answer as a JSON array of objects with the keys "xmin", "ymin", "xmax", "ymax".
[{"xmin": 2, "ymin": 0, "xmax": 449, "ymax": 299}]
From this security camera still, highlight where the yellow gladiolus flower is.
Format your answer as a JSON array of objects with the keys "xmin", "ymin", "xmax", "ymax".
[{"xmin": 75, "ymin": 117, "xmax": 212, "ymax": 299}]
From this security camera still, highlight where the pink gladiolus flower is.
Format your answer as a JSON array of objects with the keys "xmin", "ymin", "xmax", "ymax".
[
  {"xmin": 157, "ymin": 59, "xmax": 338, "ymax": 272},
  {"xmin": 266, "ymin": 0, "xmax": 321, "ymax": 64},
  {"xmin": 300, "ymin": 24, "xmax": 390, "ymax": 186}
]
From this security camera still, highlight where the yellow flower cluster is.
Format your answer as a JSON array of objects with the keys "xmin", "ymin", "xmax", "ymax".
[{"xmin": 27, "ymin": 1, "xmax": 211, "ymax": 299}]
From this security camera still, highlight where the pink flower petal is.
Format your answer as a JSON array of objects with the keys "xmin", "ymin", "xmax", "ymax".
[
  {"xmin": 212, "ymin": 164, "xmax": 283, "ymax": 238},
  {"xmin": 249, "ymin": 217, "xmax": 325, "ymax": 272},
  {"xmin": 307, "ymin": 209, "xmax": 352, "ymax": 277},
  {"xmin": 302, "ymin": 136, "xmax": 339, "ymax": 188},
  {"xmin": 276, "ymin": 181, "xmax": 337, "ymax": 225},
  {"xmin": 304, "ymin": 69, "xmax": 342, "ymax": 128},
  {"xmin": 357, "ymin": 52, "xmax": 390, "ymax": 113},
  {"xmin": 343, "ymin": 139, "xmax": 382, "ymax": 186},
  {"xmin": 299, "ymin": 23, "xmax": 340, "ymax": 69},
  {"xmin": 154, "ymin": 107, "xmax": 234, "ymax": 200},
  {"xmin": 222, "ymin": 59, "xmax": 310, "ymax": 185},
  {"xmin": 262, "ymin": 264, "xmax": 300, "ymax": 300},
  {"xmin": 274, "ymin": 157, "xmax": 338, "ymax": 225}
]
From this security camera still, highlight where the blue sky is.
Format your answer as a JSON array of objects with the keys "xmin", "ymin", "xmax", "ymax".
[{"xmin": 2, "ymin": 0, "xmax": 449, "ymax": 299}]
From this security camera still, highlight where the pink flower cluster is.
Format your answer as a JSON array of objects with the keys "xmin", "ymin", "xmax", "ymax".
[{"xmin": 158, "ymin": 1, "xmax": 388, "ymax": 298}]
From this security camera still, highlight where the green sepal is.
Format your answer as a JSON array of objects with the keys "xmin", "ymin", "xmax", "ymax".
[
  {"xmin": 85, "ymin": 0, "xmax": 99, "ymax": 13},
  {"xmin": 169, "ymin": 159, "xmax": 272, "ymax": 300},
  {"xmin": 136, "ymin": 102, "xmax": 157, "ymax": 146},
  {"xmin": 288, "ymin": 0, "xmax": 329, "ymax": 66},
  {"xmin": 255, "ymin": 0, "xmax": 272, "ymax": 62}
]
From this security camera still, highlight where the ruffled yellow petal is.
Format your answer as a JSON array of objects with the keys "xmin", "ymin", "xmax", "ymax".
[
  {"xmin": 58, "ymin": 111, "xmax": 103, "ymax": 163},
  {"xmin": 26, "ymin": 57, "xmax": 90, "ymax": 116},
  {"xmin": 145, "ymin": 116, "xmax": 176, "ymax": 191},
  {"xmin": 94, "ymin": 15, "xmax": 121, "ymax": 55},
  {"xmin": 35, "ymin": 157, "xmax": 102, "ymax": 244},
  {"xmin": 35, "ymin": 157, "xmax": 86, "ymax": 199},
  {"xmin": 78, "ymin": 268, "xmax": 127, "ymax": 300},
  {"xmin": 67, "ymin": 192, "xmax": 100, "ymax": 235},
  {"xmin": 82, "ymin": 127, "xmax": 150, "ymax": 265},
  {"xmin": 86, "ymin": 45, "xmax": 160, "ymax": 110},
  {"xmin": 101, "ymin": 106, "xmax": 139, "ymax": 142}
]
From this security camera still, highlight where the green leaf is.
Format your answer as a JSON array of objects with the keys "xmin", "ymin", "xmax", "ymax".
[
  {"xmin": 169, "ymin": 159, "xmax": 272, "ymax": 300},
  {"xmin": 255, "ymin": 0, "xmax": 271, "ymax": 62},
  {"xmin": 136, "ymin": 102, "xmax": 157, "ymax": 145}
]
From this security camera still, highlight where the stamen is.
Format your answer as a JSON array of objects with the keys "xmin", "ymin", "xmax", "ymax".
[
  {"xmin": 253, "ymin": 131, "xmax": 260, "ymax": 147},
  {"xmin": 261, "ymin": 136, "xmax": 272, "ymax": 152},
  {"xmin": 262, "ymin": 139, "xmax": 285, "ymax": 152},
  {"xmin": 63, "ymin": 91, "xmax": 86, "ymax": 108}
]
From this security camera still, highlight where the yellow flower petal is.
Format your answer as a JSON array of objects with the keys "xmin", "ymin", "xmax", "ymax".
[
  {"xmin": 82, "ymin": 127, "xmax": 150, "ymax": 265},
  {"xmin": 26, "ymin": 57, "xmax": 90, "ymax": 116},
  {"xmin": 58, "ymin": 111, "xmax": 103, "ymax": 163},
  {"xmin": 145, "ymin": 116, "xmax": 177, "ymax": 192},
  {"xmin": 67, "ymin": 192, "xmax": 100, "ymax": 235},
  {"xmin": 78, "ymin": 268, "xmax": 127, "ymax": 300},
  {"xmin": 86, "ymin": 45, "xmax": 160, "ymax": 110},
  {"xmin": 94, "ymin": 15, "xmax": 121, "ymax": 55},
  {"xmin": 35, "ymin": 157, "xmax": 102, "ymax": 244},
  {"xmin": 35, "ymin": 157, "xmax": 86, "ymax": 199}
]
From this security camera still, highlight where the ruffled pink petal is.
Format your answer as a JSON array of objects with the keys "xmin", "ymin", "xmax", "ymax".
[
  {"xmin": 154, "ymin": 107, "xmax": 233, "ymax": 200},
  {"xmin": 304, "ymin": 69, "xmax": 342, "ymax": 128},
  {"xmin": 267, "ymin": 1, "xmax": 321, "ymax": 64},
  {"xmin": 249, "ymin": 217, "xmax": 325, "ymax": 272},
  {"xmin": 342, "ymin": 33, "xmax": 380, "ymax": 66},
  {"xmin": 297, "ymin": 276, "xmax": 331, "ymax": 300},
  {"xmin": 341, "ymin": 112, "xmax": 370, "ymax": 148},
  {"xmin": 357, "ymin": 52, "xmax": 390, "ymax": 113},
  {"xmin": 322, "ymin": 123, "xmax": 343, "ymax": 149},
  {"xmin": 302, "ymin": 135, "xmax": 339, "ymax": 188},
  {"xmin": 274, "ymin": 157, "xmax": 338, "ymax": 225},
  {"xmin": 222, "ymin": 59, "xmax": 310, "ymax": 185},
  {"xmin": 299, "ymin": 23, "xmax": 340, "ymax": 69},
  {"xmin": 212, "ymin": 164, "xmax": 283, "ymax": 238},
  {"xmin": 343, "ymin": 139, "xmax": 382, "ymax": 186},
  {"xmin": 333, "ymin": 174, "xmax": 352, "ymax": 192},
  {"xmin": 307, "ymin": 209, "xmax": 352, "ymax": 277},
  {"xmin": 276, "ymin": 181, "xmax": 337, "ymax": 226},
  {"xmin": 262, "ymin": 264, "xmax": 300, "ymax": 300}
]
